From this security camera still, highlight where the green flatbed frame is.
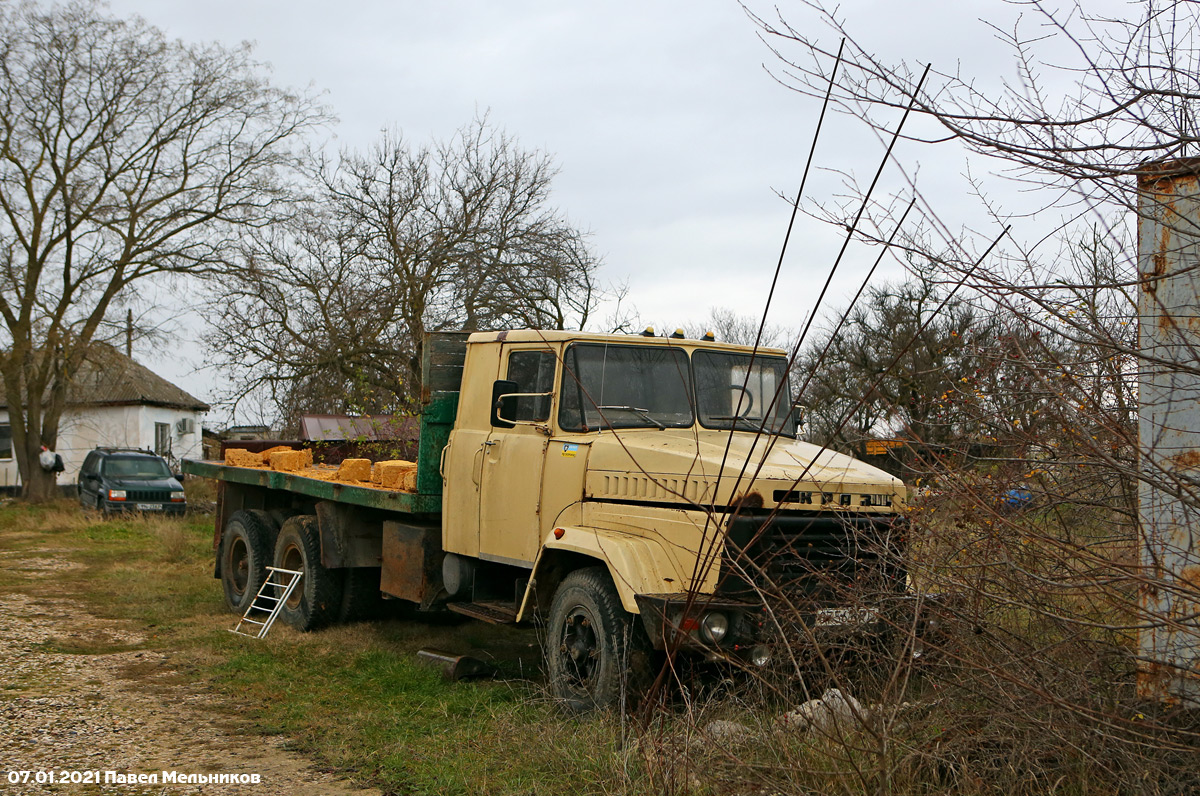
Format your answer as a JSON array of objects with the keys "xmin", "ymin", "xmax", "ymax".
[
  {"xmin": 182, "ymin": 389, "xmax": 460, "ymax": 517},
  {"xmin": 181, "ymin": 459, "xmax": 442, "ymax": 514}
]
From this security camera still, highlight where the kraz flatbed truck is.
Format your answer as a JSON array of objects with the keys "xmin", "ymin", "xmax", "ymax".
[{"xmin": 184, "ymin": 330, "xmax": 909, "ymax": 710}]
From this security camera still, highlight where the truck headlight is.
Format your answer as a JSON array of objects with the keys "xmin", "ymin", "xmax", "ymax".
[
  {"xmin": 700, "ymin": 611, "xmax": 729, "ymax": 644},
  {"xmin": 171, "ymin": 491, "xmax": 185, "ymax": 501},
  {"xmin": 749, "ymin": 644, "xmax": 771, "ymax": 667},
  {"xmin": 108, "ymin": 489, "xmax": 126, "ymax": 501}
]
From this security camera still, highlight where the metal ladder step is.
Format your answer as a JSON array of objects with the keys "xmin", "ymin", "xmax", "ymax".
[{"xmin": 230, "ymin": 566, "xmax": 303, "ymax": 639}]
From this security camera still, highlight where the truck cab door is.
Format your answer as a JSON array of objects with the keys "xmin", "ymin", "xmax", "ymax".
[{"xmin": 477, "ymin": 346, "xmax": 557, "ymax": 567}]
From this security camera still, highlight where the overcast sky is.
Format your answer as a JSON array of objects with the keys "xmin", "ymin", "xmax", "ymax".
[{"xmin": 102, "ymin": 0, "xmax": 1093, "ymax": 425}]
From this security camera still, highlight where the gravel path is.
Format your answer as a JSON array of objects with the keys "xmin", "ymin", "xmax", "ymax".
[{"xmin": 0, "ymin": 553, "xmax": 380, "ymax": 796}]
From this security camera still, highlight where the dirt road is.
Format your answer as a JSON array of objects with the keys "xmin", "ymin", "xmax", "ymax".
[{"xmin": 0, "ymin": 549, "xmax": 381, "ymax": 796}]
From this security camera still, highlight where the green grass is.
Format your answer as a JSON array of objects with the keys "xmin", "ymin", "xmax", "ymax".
[
  {"xmin": 7, "ymin": 498, "xmax": 1173, "ymax": 796},
  {"xmin": 0, "ymin": 500, "xmax": 650, "ymax": 796}
]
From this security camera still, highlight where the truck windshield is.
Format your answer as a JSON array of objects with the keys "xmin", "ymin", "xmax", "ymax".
[
  {"xmin": 694, "ymin": 350, "xmax": 795, "ymax": 435},
  {"xmin": 103, "ymin": 456, "xmax": 171, "ymax": 479},
  {"xmin": 559, "ymin": 344, "xmax": 693, "ymax": 431}
]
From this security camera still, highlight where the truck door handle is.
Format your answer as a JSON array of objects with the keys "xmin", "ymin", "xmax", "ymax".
[{"xmin": 483, "ymin": 440, "xmax": 498, "ymax": 447}]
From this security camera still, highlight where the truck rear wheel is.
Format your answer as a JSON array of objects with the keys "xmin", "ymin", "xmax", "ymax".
[
  {"xmin": 339, "ymin": 567, "xmax": 382, "ymax": 622},
  {"xmin": 220, "ymin": 510, "xmax": 273, "ymax": 614},
  {"xmin": 546, "ymin": 567, "xmax": 650, "ymax": 712},
  {"xmin": 274, "ymin": 515, "xmax": 343, "ymax": 631}
]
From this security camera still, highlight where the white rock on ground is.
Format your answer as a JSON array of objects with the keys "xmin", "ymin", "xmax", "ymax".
[
  {"xmin": 702, "ymin": 719, "xmax": 754, "ymax": 743},
  {"xmin": 776, "ymin": 688, "xmax": 869, "ymax": 734}
]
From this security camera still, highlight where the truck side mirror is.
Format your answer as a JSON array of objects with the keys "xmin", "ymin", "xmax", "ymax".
[
  {"xmin": 491, "ymin": 380, "xmax": 518, "ymax": 429},
  {"xmin": 793, "ymin": 406, "xmax": 806, "ymax": 435}
]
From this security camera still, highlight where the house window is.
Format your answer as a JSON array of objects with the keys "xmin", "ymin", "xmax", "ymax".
[
  {"xmin": 154, "ymin": 422, "xmax": 171, "ymax": 456},
  {"xmin": 0, "ymin": 425, "xmax": 10, "ymax": 460}
]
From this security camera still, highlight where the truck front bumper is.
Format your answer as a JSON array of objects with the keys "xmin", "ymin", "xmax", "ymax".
[
  {"xmin": 634, "ymin": 592, "xmax": 956, "ymax": 665},
  {"xmin": 634, "ymin": 593, "xmax": 767, "ymax": 658}
]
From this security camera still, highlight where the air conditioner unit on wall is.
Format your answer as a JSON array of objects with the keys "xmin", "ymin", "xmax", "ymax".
[{"xmin": 175, "ymin": 418, "xmax": 195, "ymax": 435}]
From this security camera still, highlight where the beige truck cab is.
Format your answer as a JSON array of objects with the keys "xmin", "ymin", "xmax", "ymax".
[
  {"xmin": 191, "ymin": 328, "xmax": 910, "ymax": 712},
  {"xmin": 439, "ymin": 330, "xmax": 907, "ymax": 710}
]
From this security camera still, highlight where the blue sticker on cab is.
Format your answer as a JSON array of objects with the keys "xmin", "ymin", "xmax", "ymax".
[{"xmin": 561, "ymin": 443, "xmax": 579, "ymax": 458}]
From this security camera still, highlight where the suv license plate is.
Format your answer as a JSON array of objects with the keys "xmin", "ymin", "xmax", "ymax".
[{"xmin": 136, "ymin": 503, "xmax": 163, "ymax": 511}]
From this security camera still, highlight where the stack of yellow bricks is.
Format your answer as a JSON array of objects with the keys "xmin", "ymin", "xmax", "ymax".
[{"xmin": 222, "ymin": 446, "xmax": 418, "ymax": 492}]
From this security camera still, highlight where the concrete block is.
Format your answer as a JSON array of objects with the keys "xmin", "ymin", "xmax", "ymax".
[
  {"xmin": 258, "ymin": 445, "xmax": 292, "ymax": 463},
  {"xmin": 225, "ymin": 448, "xmax": 263, "ymax": 468},
  {"xmin": 375, "ymin": 460, "xmax": 417, "ymax": 489},
  {"xmin": 269, "ymin": 450, "xmax": 305, "ymax": 472},
  {"xmin": 336, "ymin": 458, "xmax": 372, "ymax": 482},
  {"xmin": 370, "ymin": 459, "xmax": 408, "ymax": 484}
]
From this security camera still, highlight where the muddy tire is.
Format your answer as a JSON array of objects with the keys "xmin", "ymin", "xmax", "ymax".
[
  {"xmin": 243, "ymin": 509, "xmax": 282, "ymax": 548},
  {"xmin": 219, "ymin": 510, "xmax": 273, "ymax": 614},
  {"xmin": 546, "ymin": 567, "xmax": 650, "ymax": 712},
  {"xmin": 338, "ymin": 567, "xmax": 382, "ymax": 622},
  {"xmin": 273, "ymin": 515, "xmax": 344, "ymax": 631}
]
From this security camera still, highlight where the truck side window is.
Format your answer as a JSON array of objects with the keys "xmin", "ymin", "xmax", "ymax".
[{"xmin": 506, "ymin": 350, "xmax": 556, "ymax": 422}]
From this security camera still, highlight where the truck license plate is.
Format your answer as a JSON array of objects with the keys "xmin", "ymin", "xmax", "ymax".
[
  {"xmin": 814, "ymin": 607, "xmax": 880, "ymax": 627},
  {"xmin": 136, "ymin": 503, "xmax": 163, "ymax": 511}
]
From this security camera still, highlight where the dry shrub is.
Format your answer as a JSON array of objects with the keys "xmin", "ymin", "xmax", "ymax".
[
  {"xmin": 151, "ymin": 519, "xmax": 192, "ymax": 563},
  {"xmin": 111, "ymin": 513, "xmax": 200, "ymax": 563},
  {"xmin": 182, "ymin": 475, "xmax": 217, "ymax": 505},
  {"xmin": 30, "ymin": 500, "xmax": 98, "ymax": 534},
  {"xmin": 635, "ymin": 462, "xmax": 1198, "ymax": 796}
]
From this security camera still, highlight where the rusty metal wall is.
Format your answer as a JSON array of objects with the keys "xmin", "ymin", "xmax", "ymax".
[{"xmin": 1137, "ymin": 158, "xmax": 1200, "ymax": 705}]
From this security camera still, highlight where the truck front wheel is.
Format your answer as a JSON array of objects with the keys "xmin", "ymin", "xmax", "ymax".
[
  {"xmin": 546, "ymin": 567, "xmax": 650, "ymax": 712},
  {"xmin": 273, "ymin": 515, "xmax": 344, "ymax": 631},
  {"xmin": 220, "ymin": 510, "xmax": 273, "ymax": 614}
]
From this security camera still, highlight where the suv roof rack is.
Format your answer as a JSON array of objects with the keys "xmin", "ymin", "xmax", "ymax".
[{"xmin": 94, "ymin": 447, "xmax": 158, "ymax": 455}]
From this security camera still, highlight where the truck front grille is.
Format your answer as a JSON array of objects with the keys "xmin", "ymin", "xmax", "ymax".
[{"xmin": 718, "ymin": 512, "xmax": 905, "ymax": 601}]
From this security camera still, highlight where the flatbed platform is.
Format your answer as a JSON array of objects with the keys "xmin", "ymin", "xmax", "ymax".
[{"xmin": 182, "ymin": 459, "xmax": 442, "ymax": 515}]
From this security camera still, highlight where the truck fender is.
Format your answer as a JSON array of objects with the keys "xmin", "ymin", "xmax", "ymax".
[{"xmin": 517, "ymin": 526, "xmax": 689, "ymax": 621}]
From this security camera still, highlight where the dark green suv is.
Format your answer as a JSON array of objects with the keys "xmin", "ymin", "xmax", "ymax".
[{"xmin": 77, "ymin": 448, "xmax": 187, "ymax": 516}]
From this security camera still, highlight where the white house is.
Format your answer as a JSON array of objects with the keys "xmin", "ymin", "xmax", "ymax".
[{"xmin": 0, "ymin": 345, "xmax": 209, "ymax": 488}]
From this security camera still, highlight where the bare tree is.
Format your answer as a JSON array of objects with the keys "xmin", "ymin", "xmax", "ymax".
[
  {"xmin": 640, "ymin": 2, "xmax": 1200, "ymax": 793},
  {"xmin": 0, "ymin": 0, "xmax": 326, "ymax": 500},
  {"xmin": 682, "ymin": 306, "xmax": 795, "ymax": 349},
  {"xmin": 207, "ymin": 118, "xmax": 605, "ymax": 426}
]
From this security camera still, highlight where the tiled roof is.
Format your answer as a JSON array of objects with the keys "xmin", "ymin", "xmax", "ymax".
[
  {"xmin": 0, "ymin": 344, "xmax": 209, "ymax": 411},
  {"xmin": 71, "ymin": 344, "xmax": 209, "ymax": 411}
]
